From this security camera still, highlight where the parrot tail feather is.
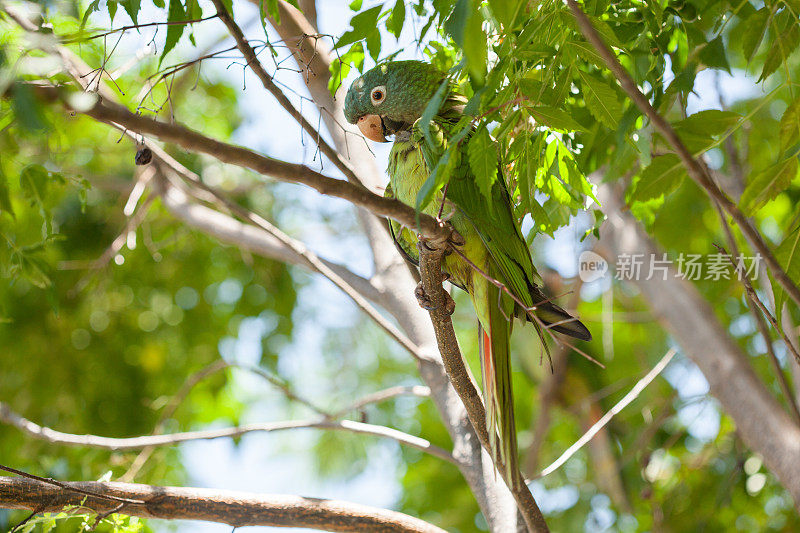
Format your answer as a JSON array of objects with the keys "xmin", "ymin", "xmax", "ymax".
[
  {"xmin": 528, "ymin": 289, "xmax": 592, "ymax": 341},
  {"xmin": 480, "ymin": 327, "xmax": 498, "ymax": 457},
  {"xmin": 479, "ymin": 319, "xmax": 519, "ymax": 486}
]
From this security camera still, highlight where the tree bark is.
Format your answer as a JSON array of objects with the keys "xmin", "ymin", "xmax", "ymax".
[
  {"xmin": 596, "ymin": 182, "xmax": 800, "ymax": 506},
  {"xmin": 0, "ymin": 476, "xmax": 446, "ymax": 533}
]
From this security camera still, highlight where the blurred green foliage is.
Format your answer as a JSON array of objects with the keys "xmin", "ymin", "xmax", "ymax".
[{"xmin": 1, "ymin": 0, "xmax": 800, "ymax": 532}]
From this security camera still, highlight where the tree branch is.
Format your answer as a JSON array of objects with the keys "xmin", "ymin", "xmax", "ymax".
[
  {"xmin": 262, "ymin": 0, "xmax": 406, "ymax": 279},
  {"xmin": 532, "ymin": 348, "xmax": 676, "ymax": 479},
  {"xmin": 565, "ymin": 0, "xmax": 800, "ymax": 309},
  {"xmin": 328, "ymin": 385, "xmax": 431, "ymax": 420},
  {"xmin": 595, "ymin": 180, "xmax": 800, "ymax": 506},
  {"xmin": 0, "ymin": 402, "xmax": 456, "ymax": 465},
  {"xmin": 153, "ymin": 169, "xmax": 426, "ymax": 361},
  {"xmin": 67, "ymin": 92, "xmax": 447, "ymax": 238},
  {"xmin": 416, "ymin": 238, "xmax": 549, "ymax": 533},
  {"xmin": 210, "ymin": 0, "xmax": 362, "ymax": 185},
  {"xmin": 0, "ymin": 476, "xmax": 447, "ymax": 533}
]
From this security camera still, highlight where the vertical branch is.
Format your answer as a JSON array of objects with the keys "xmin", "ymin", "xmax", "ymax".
[{"xmin": 416, "ymin": 236, "xmax": 549, "ymax": 533}]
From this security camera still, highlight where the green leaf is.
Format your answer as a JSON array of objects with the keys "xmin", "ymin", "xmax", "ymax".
[
  {"xmin": 81, "ymin": 0, "xmax": 101, "ymax": 28},
  {"xmin": 11, "ymin": 83, "xmax": 47, "ymax": 132},
  {"xmin": 444, "ymin": 0, "xmax": 469, "ymax": 45},
  {"xmin": 419, "ymin": 80, "xmax": 450, "ymax": 149},
  {"xmin": 564, "ymin": 40, "xmax": 605, "ymax": 69},
  {"xmin": 589, "ymin": 16, "xmax": 623, "ymax": 49},
  {"xmin": 674, "ymin": 110, "xmax": 740, "ymax": 137},
  {"xmin": 631, "ymin": 154, "xmax": 686, "ymax": 202},
  {"xmin": 0, "ymin": 162, "xmax": 13, "ymax": 218},
  {"xmin": 19, "ymin": 164, "xmax": 50, "ymax": 204},
  {"xmin": 160, "ymin": 0, "xmax": 187, "ymax": 64},
  {"xmin": 773, "ymin": 224, "xmax": 800, "ymax": 323},
  {"xmin": 21, "ymin": 253, "xmax": 52, "ymax": 289},
  {"xmin": 516, "ymin": 131, "xmax": 540, "ymax": 214},
  {"xmin": 120, "ymin": 0, "xmax": 141, "ymax": 24},
  {"xmin": 350, "ymin": 5, "xmax": 383, "ymax": 37},
  {"xmin": 416, "ymin": 146, "xmax": 459, "ymax": 211},
  {"xmin": 334, "ymin": 29, "xmax": 362, "ymax": 49},
  {"xmin": 186, "ymin": 0, "xmax": 201, "ymax": 19},
  {"xmin": 578, "ymin": 71, "xmax": 621, "ymax": 128},
  {"xmin": 759, "ymin": 21, "xmax": 800, "ymax": 82},
  {"xmin": 262, "ymin": 0, "xmax": 279, "ymax": 22},
  {"xmin": 152, "ymin": 0, "xmax": 165, "ymax": 8},
  {"xmin": 108, "ymin": 0, "xmax": 118, "ymax": 22},
  {"xmin": 462, "ymin": 2, "xmax": 487, "ymax": 84},
  {"xmin": 349, "ymin": 0, "xmax": 362, "ymax": 9},
  {"xmin": 528, "ymin": 105, "xmax": 585, "ymax": 132},
  {"xmin": 345, "ymin": 41, "xmax": 365, "ymax": 71},
  {"xmin": 386, "ymin": 0, "xmax": 406, "ymax": 38},
  {"xmin": 468, "ymin": 128, "xmax": 498, "ymax": 199},
  {"xmin": 488, "ymin": 0, "xmax": 522, "ymax": 29},
  {"xmin": 739, "ymin": 157, "xmax": 798, "ymax": 214},
  {"xmin": 741, "ymin": 7, "xmax": 769, "ymax": 65},
  {"xmin": 779, "ymin": 98, "xmax": 800, "ymax": 151},
  {"xmin": 698, "ymin": 35, "xmax": 730, "ymax": 73},
  {"xmin": 530, "ymin": 196, "xmax": 555, "ymax": 237},
  {"xmin": 365, "ymin": 27, "xmax": 381, "ymax": 61}
]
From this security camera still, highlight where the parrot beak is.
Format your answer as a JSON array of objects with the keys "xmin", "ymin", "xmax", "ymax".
[{"xmin": 357, "ymin": 114, "xmax": 389, "ymax": 143}]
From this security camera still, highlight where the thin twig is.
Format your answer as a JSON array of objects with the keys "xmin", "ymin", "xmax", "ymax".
[
  {"xmin": 713, "ymin": 243, "xmax": 800, "ymax": 423},
  {"xmin": 0, "ymin": 403, "xmax": 456, "ymax": 464},
  {"xmin": 327, "ymin": 385, "xmax": 431, "ymax": 420},
  {"xmin": 62, "ymin": 15, "xmax": 220, "ymax": 43},
  {"xmin": 152, "ymin": 167, "xmax": 426, "ymax": 362},
  {"xmin": 565, "ymin": 0, "xmax": 800, "ymax": 309},
  {"xmin": 532, "ymin": 348, "xmax": 676, "ymax": 479},
  {"xmin": 120, "ymin": 358, "xmax": 329, "ymax": 481},
  {"xmin": 211, "ymin": 0, "xmax": 362, "ymax": 186}
]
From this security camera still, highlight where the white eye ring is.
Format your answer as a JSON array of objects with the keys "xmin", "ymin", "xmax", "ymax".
[{"xmin": 370, "ymin": 85, "xmax": 387, "ymax": 106}]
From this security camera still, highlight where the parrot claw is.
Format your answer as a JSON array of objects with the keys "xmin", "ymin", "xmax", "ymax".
[
  {"xmin": 414, "ymin": 282, "xmax": 436, "ymax": 310},
  {"xmin": 447, "ymin": 229, "xmax": 465, "ymax": 248},
  {"xmin": 418, "ymin": 225, "xmax": 465, "ymax": 252},
  {"xmin": 415, "ymin": 282, "xmax": 456, "ymax": 315}
]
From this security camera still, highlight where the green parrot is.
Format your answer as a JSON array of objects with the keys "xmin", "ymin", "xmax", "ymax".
[{"xmin": 344, "ymin": 60, "xmax": 591, "ymax": 483}]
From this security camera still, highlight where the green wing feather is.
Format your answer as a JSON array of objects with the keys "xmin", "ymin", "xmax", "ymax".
[
  {"xmin": 385, "ymin": 183, "xmax": 420, "ymax": 267},
  {"xmin": 411, "ymin": 112, "xmax": 591, "ymax": 340},
  {"xmin": 412, "ymin": 113, "xmax": 537, "ymax": 306}
]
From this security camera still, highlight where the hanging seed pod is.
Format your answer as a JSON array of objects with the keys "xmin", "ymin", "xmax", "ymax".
[{"xmin": 135, "ymin": 147, "xmax": 153, "ymax": 166}]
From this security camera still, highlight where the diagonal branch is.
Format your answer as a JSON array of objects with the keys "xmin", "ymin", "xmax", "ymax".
[
  {"xmin": 595, "ymin": 179, "xmax": 800, "ymax": 505},
  {"xmin": 328, "ymin": 385, "xmax": 431, "ymax": 420},
  {"xmin": 210, "ymin": 0, "xmax": 362, "ymax": 185},
  {"xmin": 2, "ymin": 5, "xmax": 397, "ymax": 313},
  {"xmin": 153, "ymin": 167, "xmax": 425, "ymax": 360},
  {"xmin": 416, "ymin": 238, "xmax": 549, "ymax": 533},
  {"xmin": 0, "ymin": 475, "xmax": 447, "ymax": 533},
  {"xmin": 62, "ymin": 89, "xmax": 446, "ymax": 239},
  {"xmin": 532, "ymin": 348, "xmax": 676, "ymax": 479},
  {"xmin": 4, "ymin": 7, "xmax": 426, "ymax": 362},
  {"xmin": 565, "ymin": 0, "xmax": 800, "ymax": 310},
  {"xmin": 0, "ymin": 402, "xmax": 456, "ymax": 465}
]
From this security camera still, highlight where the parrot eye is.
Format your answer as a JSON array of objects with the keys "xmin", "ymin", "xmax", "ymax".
[{"xmin": 370, "ymin": 85, "xmax": 387, "ymax": 106}]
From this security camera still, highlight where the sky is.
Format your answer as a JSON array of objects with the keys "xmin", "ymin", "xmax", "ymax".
[{"xmin": 77, "ymin": 1, "xmax": 765, "ymax": 530}]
